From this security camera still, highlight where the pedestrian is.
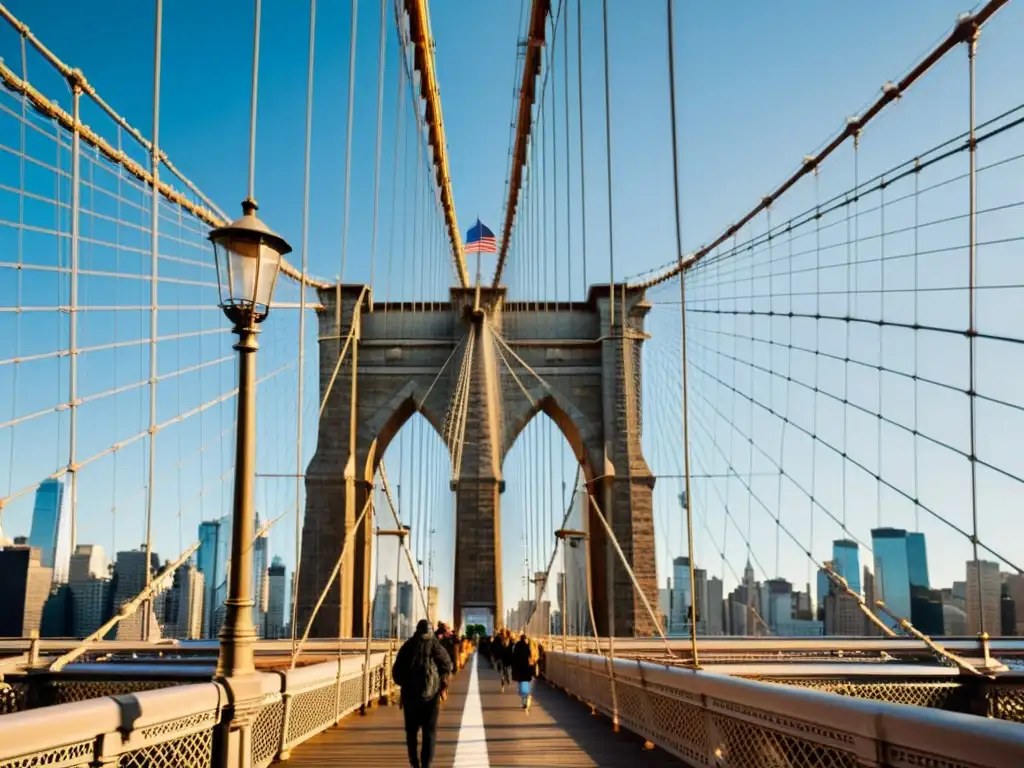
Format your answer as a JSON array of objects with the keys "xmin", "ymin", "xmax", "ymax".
[
  {"xmin": 392, "ymin": 619, "xmax": 452, "ymax": 768},
  {"xmin": 500, "ymin": 628, "xmax": 515, "ymax": 689},
  {"xmin": 511, "ymin": 632, "xmax": 538, "ymax": 713},
  {"xmin": 491, "ymin": 631, "xmax": 507, "ymax": 687},
  {"xmin": 436, "ymin": 622, "xmax": 459, "ymax": 675}
]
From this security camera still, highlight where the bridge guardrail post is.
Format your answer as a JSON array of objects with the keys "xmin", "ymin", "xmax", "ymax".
[{"xmin": 276, "ymin": 688, "xmax": 294, "ymax": 761}]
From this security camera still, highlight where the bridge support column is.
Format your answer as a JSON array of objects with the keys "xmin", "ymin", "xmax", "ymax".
[
  {"xmin": 588, "ymin": 286, "xmax": 659, "ymax": 638},
  {"xmin": 451, "ymin": 302, "xmax": 505, "ymax": 632},
  {"xmin": 298, "ymin": 286, "xmax": 373, "ymax": 639},
  {"xmin": 452, "ymin": 477, "xmax": 504, "ymax": 632}
]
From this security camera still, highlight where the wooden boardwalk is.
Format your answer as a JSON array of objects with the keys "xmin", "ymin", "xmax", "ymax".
[{"xmin": 286, "ymin": 654, "xmax": 686, "ymax": 767}]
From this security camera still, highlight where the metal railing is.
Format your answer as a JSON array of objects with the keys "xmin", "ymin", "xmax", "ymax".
[
  {"xmin": 0, "ymin": 653, "xmax": 392, "ymax": 768},
  {"xmin": 544, "ymin": 650, "xmax": 1024, "ymax": 768}
]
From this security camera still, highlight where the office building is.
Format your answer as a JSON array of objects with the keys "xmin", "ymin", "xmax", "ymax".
[
  {"xmin": 111, "ymin": 548, "xmax": 162, "ymax": 640},
  {"xmin": 397, "ymin": 581, "xmax": 414, "ymax": 638},
  {"xmin": 816, "ymin": 561, "xmax": 833, "ymax": 618},
  {"xmin": 563, "ymin": 536, "xmax": 590, "ymax": 636},
  {"xmin": 427, "ymin": 585, "xmax": 439, "ymax": 627},
  {"xmin": 28, "ymin": 478, "xmax": 72, "ymax": 582},
  {"xmin": 706, "ymin": 576, "xmax": 724, "ymax": 635},
  {"xmin": 943, "ymin": 604, "xmax": 967, "ymax": 635},
  {"xmin": 825, "ymin": 592, "xmax": 862, "ymax": 635},
  {"xmin": 1000, "ymin": 583, "xmax": 1016, "ymax": 636},
  {"xmin": 863, "ymin": 566, "xmax": 882, "ymax": 636},
  {"xmin": 67, "ymin": 544, "xmax": 111, "ymax": 638},
  {"xmin": 1004, "ymin": 573, "xmax": 1024, "ymax": 635},
  {"xmin": 69, "ymin": 577, "xmax": 110, "ymax": 638},
  {"xmin": 762, "ymin": 578, "xmax": 793, "ymax": 632},
  {"xmin": 906, "ymin": 533, "xmax": 930, "ymax": 589},
  {"xmin": 163, "ymin": 563, "xmax": 204, "ymax": 640},
  {"xmin": 670, "ymin": 557, "xmax": 706, "ymax": 634},
  {"xmin": 266, "ymin": 557, "xmax": 287, "ymax": 639},
  {"xmin": 373, "ymin": 577, "xmax": 396, "ymax": 638},
  {"xmin": 871, "ymin": 528, "xmax": 913, "ymax": 632},
  {"xmin": 197, "ymin": 517, "xmax": 231, "ymax": 639},
  {"xmin": 0, "ymin": 544, "xmax": 53, "ymax": 636},
  {"xmin": 832, "ymin": 540, "xmax": 861, "ymax": 595},
  {"xmin": 965, "ymin": 560, "xmax": 1001, "ymax": 635}
]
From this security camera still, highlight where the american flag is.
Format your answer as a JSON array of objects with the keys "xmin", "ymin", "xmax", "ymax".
[{"xmin": 464, "ymin": 219, "xmax": 497, "ymax": 254}]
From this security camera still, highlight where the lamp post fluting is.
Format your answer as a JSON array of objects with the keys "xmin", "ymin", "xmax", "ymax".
[{"xmin": 210, "ymin": 198, "xmax": 291, "ymax": 678}]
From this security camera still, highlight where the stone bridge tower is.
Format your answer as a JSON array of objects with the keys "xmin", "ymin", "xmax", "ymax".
[{"xmin": 295, "ymin": 283, "xmax": 657, "ymax": 638}]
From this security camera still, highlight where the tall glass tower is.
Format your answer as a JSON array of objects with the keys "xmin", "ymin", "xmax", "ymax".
[
  {"xmin": 197, "ymin": 516, "xmax": 231, "ymax": 638},
  {"xmin": 831, "ymin": 540, "xmax": 861, "ymax": 595},
  {"xmin": 906, "ymin": 532, "xmax": 930, "ymax": 588},
  {"xmin": 871, "ymin": 528, "xmax": 912, "ymax": 631},
  {"xmin": 28, "ymin": 478, "xmax": 72, "ymax": 582}
]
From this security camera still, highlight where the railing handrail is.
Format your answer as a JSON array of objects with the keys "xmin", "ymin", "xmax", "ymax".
[
  {"xmin": 0, "ymin": 681, "xmax": 224, "ymax": 763},
  {"xmin": 549, "ymin": 650, "xmax": 1024, "ymax": 768}
]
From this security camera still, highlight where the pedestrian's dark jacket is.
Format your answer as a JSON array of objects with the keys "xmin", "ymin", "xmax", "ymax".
[
  {"xmin": 491, "ymin": 634, "xmax": 506, "ymax": 658},
  {"xmin": 392, "ymin": 631, "xmax": 453, "ymax": 701},
  {"xmin": 510, "ymin": 638, "xmax": 536, "ymax": 683},
  {"xmin": 501, "ymin": 636, "xmax": 515, "ymax": 664}
]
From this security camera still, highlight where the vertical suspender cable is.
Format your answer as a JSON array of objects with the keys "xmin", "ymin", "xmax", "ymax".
[
  {"xmin": 600, "ymin": 0, "xmax": 616, "ymax": 648},
  {"xmin": 69, "ymin": 85, "xmax": 80, "ymax": 573},
  {"xmin": 563, "ymin": 0, "xmax": 570, "ymax": 305},
  {"xmin": 576, "ymin": 0, "xmax": 587, "ymax": 291},
  {"xmin": 291, "ymin": 0, "xmax": 317, "ymax": 658},
  {"xmin": 369, "ymin": 0, "xmax": 388, "ymax": 295},
  {"xmin": 340, "ymin": 0, "xmax": 358, "ymax": 284},
  {"xmin": 141, "ymin": 0, "xmax": 163, "ymax": 638},
  {"xmin": 966, "ymin": 28, "xmax": 984, "ymax": 638},
  {"xmin": 247, "ymin": 0, "xmax": 261, "ymax": 201},
  {"xmin": 665, "ymin": 0, "xmax": 698, "ymax": 667}
]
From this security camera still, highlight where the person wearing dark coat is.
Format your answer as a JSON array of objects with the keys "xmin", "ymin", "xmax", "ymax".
[
  {"xmin": 392, "ymin": 620, "xmax": 453, "ymax": 768},
  {"xmin": 510, "ymin": 633, "xmax": 537, "ymax": 712},
  {"xmin": 500, "ymin": 629, "xmax": 515, "ymax": 688}
]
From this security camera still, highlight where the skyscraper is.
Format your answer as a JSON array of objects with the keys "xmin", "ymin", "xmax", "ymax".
[
  {"xmin": 373, "ymin": 577, "xmax": 396, "ymax": 638},
  {"xmin": 706, "ymin": 576, "xmax": 724, "ymax": 635},
  {"xmin": 0, "ymin": 545, "xmax": 52, "ymax": 636},
  {"xmin": 871, "ymin": 528, "xmax": 912, "ymax": 632},
  {"xmin": 397, "ymin": 581, "xmax": 414, "ymax": 637},
  {"xmin": 69, "ymin": 545, "xmax": 107, "ymax": 582},
  {"xmin": 266, "ymin": 556, "xmax": 287, "ymax": 639},
  {"xmin": 966, "ymin": 560, "xmax": 1001, "ymax": 635},
  {"xmin": 28, "ymin": 478, "xmax": 72, "ymax": 583},
  {"xmin": 163, "ymin": 563, "xmax": 204, "ymax": 640},
  {"xmin": 253, "ymin": 517, "xmax": 268, "ymax": 637},
  {"xmin": 906, "ymin": 532, "xmax": 930, "ymax": 589},
  {"xmin": 68, "ymin": 545, "xmax": 110, "ymax": 638},
  {"xmin": 112, "ymin": 548, "xmax": 162, "ymax": 640},
  {"xmin": 197, "ymin": 517, "xmax": 231, "ymax": 638},
  {"xmin": 832, "ymin": 540, "xmax": 861, "ymax": 595},
  {"xmin": 427, "ymin": 585, "xmax": 439, "ymax": 627},
  {"xmin": 671, "ymin": 557, "xmax": 706, "ymax": 634}
]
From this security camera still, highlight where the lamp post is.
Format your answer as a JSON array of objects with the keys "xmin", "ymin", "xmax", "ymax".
[{"xmin": 210, "ymin": 198, "xmax": 291, "ymax": 679}]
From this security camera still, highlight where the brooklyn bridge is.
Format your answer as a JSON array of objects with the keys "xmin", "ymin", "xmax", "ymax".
[{"xmin": 1, "ymin": 0, "xmax": 1023, "ymax": 765}]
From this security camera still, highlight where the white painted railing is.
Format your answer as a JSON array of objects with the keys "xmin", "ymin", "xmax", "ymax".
[
  {"xmin": 0, "ymin": 652, "xmax": 392, "ymax": 768},
  {"xmin": 544, "ymin": 650, "xmax": 1024, "ymax": 768}
]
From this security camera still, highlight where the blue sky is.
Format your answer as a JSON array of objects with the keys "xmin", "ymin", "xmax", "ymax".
[{"xmin": 1, "ymin": 0, "xmax": 1023, "ymax": 631}]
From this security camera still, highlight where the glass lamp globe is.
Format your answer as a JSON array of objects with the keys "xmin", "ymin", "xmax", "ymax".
[{"xmin": 209, "ymin": 199, "xmax": 292, "ymax": 324}]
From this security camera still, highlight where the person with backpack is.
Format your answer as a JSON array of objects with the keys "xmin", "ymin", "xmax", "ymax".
[
  {"xmin": 392, "ymin": 620, "xmax": 453, "ymax": 768},
  {"xmin": 511, "ymin": 632, "xmax": 539, "ymax": 713}
]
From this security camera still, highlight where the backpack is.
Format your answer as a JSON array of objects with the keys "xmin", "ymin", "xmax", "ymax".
[{"xmin": 407, "ymin": 638, "xmax": 440, "ymax": 702}]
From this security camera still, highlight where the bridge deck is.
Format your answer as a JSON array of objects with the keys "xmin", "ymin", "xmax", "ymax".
[{"xmin": 286, "ymin": 654, "xmax": 685, "ymax": 767}]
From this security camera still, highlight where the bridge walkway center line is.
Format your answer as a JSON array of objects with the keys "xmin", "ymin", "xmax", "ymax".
[{"xmin": 287, "ymin": 651, "xmax": 686, "ymax": 766}]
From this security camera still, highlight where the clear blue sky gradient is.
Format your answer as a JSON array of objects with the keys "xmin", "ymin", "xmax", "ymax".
[{"xmin": 1, "ymin": 0, "xmax": 1023, "ymax": 629}]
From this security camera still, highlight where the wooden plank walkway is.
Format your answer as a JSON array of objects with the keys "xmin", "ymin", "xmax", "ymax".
[{"xmin": 285, "ymin": 654, "xmax": 686, "ymax": 767}]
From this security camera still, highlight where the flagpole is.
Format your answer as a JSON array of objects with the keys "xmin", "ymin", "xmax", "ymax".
[{"xmin": 473, "ymin": 218, "xmax": 483, "ymax": 314}]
